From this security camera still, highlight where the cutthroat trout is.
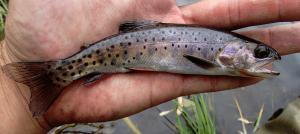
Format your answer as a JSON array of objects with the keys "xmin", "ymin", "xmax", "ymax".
[{"xmin": 3, "ymin": 20, "xmax": 281, "ymax": 116}]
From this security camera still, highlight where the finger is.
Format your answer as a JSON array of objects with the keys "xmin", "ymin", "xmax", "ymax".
[
  {"xmin": 237, "ymin": 22, "xmax": 300, "ymax": 55},
  {"xmin": 45, "ymin": 72, "xmax": 259, "ymax": 125},
  {"xmin": 180, "ymin": 0, "xmax": 300, "ymax": 29}
]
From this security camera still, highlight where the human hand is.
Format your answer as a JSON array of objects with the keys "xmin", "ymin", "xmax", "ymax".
[{"xmin": 2, "ymin": 0, "xmax": 300, "ymax": 132}]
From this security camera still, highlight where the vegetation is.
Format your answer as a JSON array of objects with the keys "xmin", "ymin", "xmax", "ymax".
[
  {"xmin": 175, "ymin": 95, "xmax": 216, "ymax": 134},
  {"xmin": 0, "ymin": 0, "xmax": 8, "ymax": 40}
]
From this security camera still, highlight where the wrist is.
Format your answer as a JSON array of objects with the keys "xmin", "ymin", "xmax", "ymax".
[{"xmin": 0, "ymin": 40, "xmax": 48, "ymax": 133}]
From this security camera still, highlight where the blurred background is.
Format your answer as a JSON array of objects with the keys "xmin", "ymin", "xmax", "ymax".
[{"xmin": 1, "ymin": 0, "xmax": 299, "ymax": 133}]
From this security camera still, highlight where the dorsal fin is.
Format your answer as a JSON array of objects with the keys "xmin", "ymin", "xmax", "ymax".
[{"xmin": 119, "ymin": 20, "xmax": 161, "ymax": 32}]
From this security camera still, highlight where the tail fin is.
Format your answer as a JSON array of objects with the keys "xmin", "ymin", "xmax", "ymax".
[{"xmin": 2, "ymin": 62, "xmax": 62, "ymax": 117}]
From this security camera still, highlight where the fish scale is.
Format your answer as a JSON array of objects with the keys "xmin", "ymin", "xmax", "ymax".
[
  {"xmin": 55, "ymin": 27, "xmax": 231, "ymax": 80},
  {"xmin": 3, "ymin": 20, "xmax": 281, "ymax": 116}
]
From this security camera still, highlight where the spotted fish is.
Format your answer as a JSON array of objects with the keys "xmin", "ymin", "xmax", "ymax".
[{"xmin": 3, "ymin": 20, "xmax": 281, "ymax": 116}]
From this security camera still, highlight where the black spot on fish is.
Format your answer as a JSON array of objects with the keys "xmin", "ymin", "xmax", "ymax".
[
  {"xmin": 72, "ymin": 60, "xmax": 76, "ymax": 63},
  {"xmin": 198, "ymin": 48, "xmax": 201, "ymax": 51},
  {"xmin": 181, "ymin": 31, "xmax": 184, "ymax": 35},
  {"xmin": 63, "ymin": 80, "xmax": 66, "ymax": 83},
  {"xmin": 173, "ymin": 32, "xmax": 176, "ymax": 34},
  {"xmin": 56, "ymin": 67, "xmax": 62, "ymax": 70},
  {"xmin": 185, "ymin": 45, "xmax": 188, "ymax": 48},
  {"xmin": 143, "ymin": 46, "xmax": 146, "ymax": 49},
  {"xmin": 172, "ymin": 43, "xmax": 175, "ymax": 47},
  {"xmin": 111, "ymin": 62, "xmax": 115, "ymax": 66},
  {"xmin": 80, "ymin": 45, "xmax": 87, "ymax": 50},
  {"xmin": 71, "ymin": 72, "xmax": 75, "ymax": 76},
  {"xmin": 128, "ymin": 60, "xmax": 131, "ymax": 63},
  {"xmin": 116, "ymin": 54, "xmax": 120, "ymax": 58},
  {"xmin": 195, "ymin": 38, "xmax": 197, "ymax": 41},
  {"xmin": 155, "ymin": 48, "xmax": 158, "ymax": 51},
  {"xmin": 164, "ymin": 46, "xmax": 167, "ymax": 50},
  {"xmin": 77, "ymin": 59, "xmax": 82, "ymax": 63},
  {"xmin": 192, "ymin": 32, "xmax": 195, "ymax": 35},
  {"xmin": 125, "ymin": 36, "xmax": 128, "ymax": 39},
  {"xmin": 106, "ymin": 48, "xmax": 110, "ymax": 51},
  {"xmin": 48, "ymin": 72, "xmax": 53, "ymax": 76},
  {"xmin": 92, "ymin": 61, "xmax": 96, "ymax": 65},
  {"xmin": 96, "ymin": 50, "xmax": 100, "ymax": 54},
  {"xmin": 124, "ymin": 50, "xmax": 128, "ymax": 55},
  {"xmin": 79, "ymin": 70, "xmax": 82, "ymax": 74},
  {"xmin": 162, "ymin": 37, "xmax": 165, "ymax": 41},
  {"xmin": 88, "ymin": 54, "xmax": 92, "ymax": 58},
  {"xmin": 185, "ymin": 31, "xmax": 188, "ymax": 34},
  {"xmin": 140, "ymin": 52, "xmax": 143, "ymax": 55},
  {"xmin": 169, "ymin": 30, "xmax": 172, "ymax": 33},
  {"xmin": 144, "ymin": 39, "xmax": 147, "ymax": 42},
  {"xmin": 219, "ymin": 37, "xmax": 223, "ymax": 40},
  {"xmin": 204, "ymin": 38, "xmax": 207, "ymax": 41},
  {"xmin": 240, "ymin": 46, "xmax": 243, "ymax": 49},
  {"xmin": 130, "ymin": 34, "xmax": 134, "ymax": 38},
  {"xmin": 128, "ymin": 42, "xmax": 132, "ymax": 46},
  {"xmin": 122, "ymin": 63, "xmax": 126, "ymax": 65},
  {"xmin": 99, "ymin": 59, "xmax": 103, "ymax": 64},
  {"xmin": 56, "ymin": 77, "xmax": 60, "ymax": 81},
  {"xmin": 136, "ymin": 39, "xmax": 139, "ymax": 42},
  {"xmin": 178, "ymin": 38, "xmax": 181, "ymax": 41},
  {"xmin": 84, "ymin": 63, "xmax": 89, "ymax": 66},
  {"xmin": 111, "ymin": 45, "xmax": 115, "ymax": 49},
  {"xmin": 62, "ymin": 73, "xmax": 67, "ymax": 76},
  {"xmin": 162, "ymin": 31, "xmax": 165, "ymax": 34},
  {"xmin": 120, "ymin": 42, "xmax": 124, "ymax": 46},
  {"xmin": 108, "ymin": 54, "xmax": 111, "ymax": 58},
  {"xmin": 83, "ymin": 55, "xmax": 87, "ymax": 58},
  {"xmin": 68, "ymin": 65, "xmax": 73, "ymax": 70},
  {"xmin": 152, "ymin": 37, "xmax": 155, "ymax": 41},
  {"xmin": 104, "ymin": 63, "xmax": 107, "ymax": 66},
  {"xmin": 218, "ymin": 48, "xmax": 222, "ymax": 52},
  {"xmin": 177, "ymin": 45, "xmax": 180, "ymax": 48},
  {"xmin": 211, "ymin": 48, "xmax": 214, "ymax": 51},
  {"xmin": 133, "ymin": 57, "xmax": 136, "ymax": 60},
  {"xmin": 47, "ymin": 65, "xmax": 51, "ymax": 69}
]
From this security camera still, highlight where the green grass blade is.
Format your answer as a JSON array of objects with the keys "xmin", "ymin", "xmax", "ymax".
[
  {"xmin": 253, "ymin": 104, "xmax": 264, "ymax": 132},
  {"xmin": 175, "ymin": 95, "xmax": 216, "ymax": 134}
]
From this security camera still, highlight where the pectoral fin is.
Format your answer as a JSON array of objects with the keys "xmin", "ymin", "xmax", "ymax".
[{"xmin": 183, "ymin": 54, "xmax": 220, "ymax": 70}]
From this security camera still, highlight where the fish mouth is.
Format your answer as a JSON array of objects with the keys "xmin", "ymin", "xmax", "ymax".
[{"xmin": 241, "ymin": 58, "xmax": 280, "ymax": 78}]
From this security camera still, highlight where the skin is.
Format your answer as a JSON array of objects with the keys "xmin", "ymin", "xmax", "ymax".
[{"xmin": 0, "ymin": 0, "xmax": 299, "ymax": 133}]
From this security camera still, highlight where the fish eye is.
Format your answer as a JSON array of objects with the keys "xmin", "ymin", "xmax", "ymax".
[{"xmin": 254, "ymin": 45, "xmax": 270, "ymax": 58}]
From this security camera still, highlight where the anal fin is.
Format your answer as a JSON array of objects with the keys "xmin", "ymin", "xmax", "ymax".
[{"xmin": 84, "ymin": 73, "xmax": 103, "ymax": 85}]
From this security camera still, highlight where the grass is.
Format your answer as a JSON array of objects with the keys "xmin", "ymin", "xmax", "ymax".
[
  {"xmin": 234, "ymin": 97, "xmax": 264, "ymax": 134},
  {"xmin": 0, "ymin": 0, "xmax": 8, "ymax": 40},
  {"xmin": 175, "ymin": 95, "xmax": 216, "ymax": 134}
]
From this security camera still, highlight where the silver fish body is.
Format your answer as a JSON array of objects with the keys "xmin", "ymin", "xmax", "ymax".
[{"xmin": 3, "ymin": 20, "xmax": 281, "ymax": 116}]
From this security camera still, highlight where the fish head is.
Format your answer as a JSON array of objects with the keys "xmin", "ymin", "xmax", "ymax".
[{"xmin": 217, "ymin": 40, "xmax": 281, "ymax": 77}]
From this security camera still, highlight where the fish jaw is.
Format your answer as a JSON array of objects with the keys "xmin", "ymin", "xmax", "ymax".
[{"xmin": 239, "ymin": 58, "xmax": 280, "ymax": 78}]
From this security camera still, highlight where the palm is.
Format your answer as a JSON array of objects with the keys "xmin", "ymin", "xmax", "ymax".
[
  {"xmin": 6, "ymin": 0, "xmax": 182, "ymax": 60},
  {"xmin": 5, "ymin": 0, "xmax": 259, "ymax": 126}
]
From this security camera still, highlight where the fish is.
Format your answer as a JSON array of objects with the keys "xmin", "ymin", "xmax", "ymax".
[{"xmin": 2, "ymin": 20, "xmax": 281, "ymax": 116}]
